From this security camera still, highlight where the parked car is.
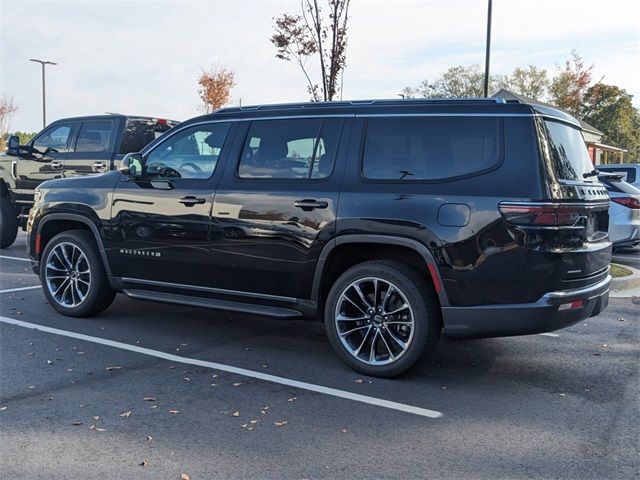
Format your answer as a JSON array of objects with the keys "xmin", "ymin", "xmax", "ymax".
[
  {"xmin": 0, "ymin": 114, "xmax": 178, "ymax": 248},
  {"xmin": 598, "ymin": 173, "xmax": 640, "ymax": 249},
  {"xmin": 597, "ymin": 163, "xmax": 640, "ymax": 189},
  {"xmin": 26, "ymin": 98, "xmax": 612, "ymax": 377}
]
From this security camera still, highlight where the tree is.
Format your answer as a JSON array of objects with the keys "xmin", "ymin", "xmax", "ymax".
[
  {"xmin": 197, "ymin": 67, "xmax": 235, "ymax": 113},
  {"xmin": 407, "ymin": 65, "xmax": 497, "ymax": 98},
  {"xmin": 498, "ymin": 65, "xmax": 550, "ymax": 101},
  {"xmin": 581, "ymin": 83, "xmax": 640, "ymax": 162},
  {"xmin": 549, "ymin": 50, "xmax": 593, "ymax": 117},
  {"xmin": 0, "ymin": 95, "xmax": 18, "ymax": 151},
  {"xmin": 271, "ymin": 0, "xmax": 351, "ymax": 101}
]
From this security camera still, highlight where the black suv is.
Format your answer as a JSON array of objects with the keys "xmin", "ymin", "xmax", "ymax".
[
  {"xmin": 27, "ymin": 99, "xmax": 612, "ymax": 377},
  {"xmin": 0, "ymin": 114, "xmax": 178, "ymax": 248}
]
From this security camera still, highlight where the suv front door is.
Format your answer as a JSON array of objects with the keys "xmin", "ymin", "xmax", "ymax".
[
  {"xmin": 210, "ymin": 117, "xmax": 350, "ymax": 299},
  {"xmin": 107, "ymin": 121, "xmax": 235, "ymax": 288}
]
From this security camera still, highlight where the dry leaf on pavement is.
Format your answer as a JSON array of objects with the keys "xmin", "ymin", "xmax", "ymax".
[
  {"xmin": 143, "ymin": 396, "xmax": 157, "ymax": 402},
  {"xmin": 274, "ymin": 421, "xmax": 288, "ymax": 427},
  {"xmin": 181, "ymin": 474, "xmax": 190, "ymax": 480},
  {"xmin": 120, "ymin": 411, "xmax": 132, "ymax": 418},
  {"xmin": 354, "ymin": 378, "xmax": 364, "ymax": 384},
  {"xmin": 232, "ymin": 411, "xmax": 240, "ymax": 417},
  {"xmin": 232, "ymin": 382, "xmax": 243, "ymax": 387},
  {"xmin": 168, "ymin": 409, "xmax": 180, "ymax": 414}
]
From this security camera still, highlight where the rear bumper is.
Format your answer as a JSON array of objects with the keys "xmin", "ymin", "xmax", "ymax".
[{"xmin": 442, "ymin": 275, "xmax": 610, "ymax": 338}]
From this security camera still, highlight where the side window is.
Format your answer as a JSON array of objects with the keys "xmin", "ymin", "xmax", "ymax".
[
  {"xmin": 75, "ymin": 121, "xmax": 113, "ymax": 153},
  {"xmin": 32, "ymin": 124, "xmax": 75, "ymax": 154},
  {"xmin": 238, "ymin": 119, "xmax": 341, "ymax": 179},
  {"xmin": 144, "ymin": 123, "xmax": 231, "ymax": 180},
  {"xmin": 362, "ymin": 117, "xmax": 501, "ymax": 181}
]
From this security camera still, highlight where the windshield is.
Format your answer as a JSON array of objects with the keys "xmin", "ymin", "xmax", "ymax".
[
  {"xmin": 119, "ymin": 119, "xmax": 176, "ymax": 154},
  {"xmin": 543, "ymin": 119, "xmax": 595, "ymax": 183}
]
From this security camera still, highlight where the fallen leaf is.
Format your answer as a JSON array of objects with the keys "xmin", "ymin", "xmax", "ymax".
[
  {"xmin": 139, "ymin": 460, "xmax": 148, "ymax": 467},
  {"xmin": 47, "ymin": 360, "xmax": 53, "ymax": 365},
  {"xmin": 618, "ymin": 317, "xmax": 626, "ymax": 321},
  {"xmin": 212, "ymin": 374, "xmax": 218, "ymax": 378},
  {"xmin": 89, "ymin": 424, "xmax": 95, "ymax": 431},
  {"xmin": 146, "ymin": 435, "xmax": 153, "ymax": 441},
  {"xmin": 105, "ymin": 366, "xmax": 122, "ymax": 371},
  {"xmin": 354, "ymin": 378, "xmax": 364, "ymax": 384},
  {"xmin": 143, "ymin": 396, "xmax": 156, "ymax": 402},
  {"xmin": 341, "ymin": 428, "xmax": 347, "ymax": 433},
  {"xmin": 66, "ymin": 368, "xmax": 73, "ymax": 372},
  {"xmin": 260, "ymin": 410, "xmax": 266, "ymax": 415},
  {"xmin": 181, "ymin": 474, "xmax": 190, "ymax": 480},
  {"xmin": 150, "ymin": 405, "xmax": 158, "ymax": 409},
  {"xmin": 210, "ymin": 383, "xmax": 218, "ymax": 387},
  {"xmin": 168, "ymin": 409, "xmax": 179, "ymax": 414},
  {"xmin": 261, "ymin": 364, "xmax": 268, "ymax": 368},
  {"xmin": 92, "ymin": 416, "xmax": 100, "ymax": 420},
  {"xmin": 120, "ymin": 410, "xmax": 132, "ymax": 418},
  {"xmin": 274, "ymin": 421, "xmax": 288, "ymax": 427},
  {"xmin": 247, "ymin": 427, "xmax": 254, "ymax": 431},
  {"xmin": 0, "ymin": 406, "xmax": 7, "ymax": 411},
  {"xmin": 72, "ymin": 421, "xmax": 82, "ymax": 426},
  {"xmin": 184, "ymin": 378, "xmax": 191, "ymax": 382},
  {"xmin": 241, "ymin": 423, "xmax": 248, "ymax": 428},
  {"xmin": 95, "ymin": 428, "xmax": 106, "ymax": 432},
  {"xmin": 180, "ymin": 343, "xmax": 188, "ymax": 346},
  {"xmin": 232, "ymin": 411, "xmax": 240, "ymax": 417},
  {"xmin": 288, "ymin": 397, "xmax": 297, "ymax": 402},
  {"xmin": 233, "ymin": 382, "xmax": 243, "ymax": 387},
  {"xmin": 250, "ymin": 420, "xmax": 258, "ymax": 424},
  {"xmin": 28, "ymin": 385, "xmax": 35, "ymax": 389}
]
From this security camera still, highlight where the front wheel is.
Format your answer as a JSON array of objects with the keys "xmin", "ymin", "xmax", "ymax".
[
  {"xmin": 325, "ymin": 260, "xmax": 441, "ymax": 378},
  {"xmin": 40, "ymin": 230, "xmax": 116, "ymax": 317},
  {"xmin": 0, "ymin": 197, "xmax": 18, "ymax": 249}
]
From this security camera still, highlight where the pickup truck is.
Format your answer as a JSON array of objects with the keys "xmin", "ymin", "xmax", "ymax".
[{"xmin": 0, "ymin": 114, "xmax": 178, "ymax": 248}]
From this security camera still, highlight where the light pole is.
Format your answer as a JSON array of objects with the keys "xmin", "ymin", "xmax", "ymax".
[
  {"xmin": 29, "ymin": 58, "xmax": 57, "ymax": 128},
  {"xmin": 483, "ymin": 0, "xmax": 493, "ymax": 97}
]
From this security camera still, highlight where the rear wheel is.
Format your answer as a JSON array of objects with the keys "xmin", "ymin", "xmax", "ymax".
[
  {"xmin": 325, "ymin": 260, "xmax": 441, "ymax": 378},
  {"xmin": 40, "ymin": 230, "xmax": 116, "ymax": 317},
  {"xmin": 0, "ymin": 197, "xmax": 18, "ymax": 249}
]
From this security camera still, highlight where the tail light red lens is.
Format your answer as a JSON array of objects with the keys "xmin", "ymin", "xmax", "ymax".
[
  {"xmin": 611, "ymin": 197, "xmax": 640, "ymax": 209},
  {"xmin": 499, "ymin": 203, "xmax": 583, "ymax": 226}
]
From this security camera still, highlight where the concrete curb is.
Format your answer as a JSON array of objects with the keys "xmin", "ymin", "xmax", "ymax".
[{"xmin": 611, "ymin": 263, "xmax": 640, "ymax": 292}]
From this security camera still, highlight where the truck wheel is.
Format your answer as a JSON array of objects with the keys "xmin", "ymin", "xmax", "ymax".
[
  {"xmin": 40, "ymin": 230, "xmax": 116, "ymax": 317},
  {"xmin": 325, "ymin": 260, "xmax": 441, "ymax": 378},
  {"xmin": 0, "ymin": 197, "xmax": 19, "ymax": 249}
]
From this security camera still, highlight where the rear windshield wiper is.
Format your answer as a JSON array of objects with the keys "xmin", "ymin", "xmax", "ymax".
[{"xmin": 583, "ymin": 169, "xmax": 600, "ymax": 178}]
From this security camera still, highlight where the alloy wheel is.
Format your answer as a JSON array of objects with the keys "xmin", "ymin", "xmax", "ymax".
[{"xmin": 45, "ymin": 242, "xmax": 91, "ymax": 308}]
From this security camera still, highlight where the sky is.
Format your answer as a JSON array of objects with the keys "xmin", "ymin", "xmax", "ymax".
[{"xmin": 1, "ymin": 0, "xmax": 639, "ymax": 132}]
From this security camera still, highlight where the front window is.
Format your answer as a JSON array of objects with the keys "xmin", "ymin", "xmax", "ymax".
[
  {"xmin": 32, "ymin": 124, "xmax": 75, "ymax": 154},
  {"xmin": 543, "ymin": 120, "xmax": 595, "ymax": 182},
  {"xmin": 144, "ymin": 123, "xmax": 231, "ymax": 179}
]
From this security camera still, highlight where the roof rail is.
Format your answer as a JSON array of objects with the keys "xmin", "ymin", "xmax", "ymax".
[{"xmin": 216, "ymin": 97, "xmax": 507, "ymax": 114}]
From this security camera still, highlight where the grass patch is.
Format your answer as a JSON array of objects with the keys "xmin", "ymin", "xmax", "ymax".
[{"xmin": 611, "ymin": 263, "xmax": 633, "ymax": 278}]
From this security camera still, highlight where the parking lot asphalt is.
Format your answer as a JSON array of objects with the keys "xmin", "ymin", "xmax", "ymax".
[
  {"xmin": 613, "ymin": 246, "xmax": 640, "ymax": 270},
  {"xmin": 1, "ymin": 232, "xmax": 639, "ymax": 480}
]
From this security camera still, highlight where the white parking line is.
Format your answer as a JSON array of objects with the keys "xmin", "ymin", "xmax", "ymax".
[
  {"xmin": 0, "ymin": 255, "xmax": 31, "ymax": 262},
  {"xmin": 0, "ymin": 316, "xmax": 443, "ymax": 419},
  {"xmin": 0, "ymin": 285, "xmax": 41, "ymax": 294},
  {"xmin": 538, "ymin": 333, "xmax": 560, "ymax": 337}
]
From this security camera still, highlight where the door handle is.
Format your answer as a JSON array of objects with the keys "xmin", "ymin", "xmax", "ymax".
[
  {"xmin": 293, "ymin": 199, "xmax": 329, "ymax": 211},
  {"xmin": 50, "ymin": 161, "xmax": 63, "ymax": 169},
  {"xmin": 93, "ymin": 161, "xmax": 107, "ymax": 171},
  {"xmin": 179, "ymin": 196, "xmax": 206, "ymax": 206}
]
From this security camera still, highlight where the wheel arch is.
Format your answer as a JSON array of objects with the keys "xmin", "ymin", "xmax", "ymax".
[
  {"xmin": 312, "ymin": 235, "xmax": 449, "ymax": 314},
  {"xmin": 36, "ymin": 213, "xmax": 112, "ymax": 276}
]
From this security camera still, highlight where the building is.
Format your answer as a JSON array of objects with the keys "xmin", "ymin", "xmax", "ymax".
[{"xmin": 491, "ymin": 88, "xmax": 626, "ymax": 165}]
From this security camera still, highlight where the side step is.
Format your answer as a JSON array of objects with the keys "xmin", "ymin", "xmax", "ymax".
[{"xmin": 122, "ymin": 289, "xmax": 303, "ymax": 319}]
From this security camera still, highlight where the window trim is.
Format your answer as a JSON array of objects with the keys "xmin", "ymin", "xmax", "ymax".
[
  {"xmin": 358, "ymin": 116, "xmax": 506, "ymax": 184},
  {"xmin": 232, "ymin": 118, "xmax": 344, "ymax": 183},
  {"xmin": 141, "ymin": 121, "xmax": 233, "ymax": 182},
  {"xmin": 31, "ymin": 121, "xmax": 79, "ymax": 154}
]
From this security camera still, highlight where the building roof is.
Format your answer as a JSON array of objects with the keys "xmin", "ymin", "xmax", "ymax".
[{"xmin": 491, "ymin": 88, "xmax": 603, "ymax": 136}]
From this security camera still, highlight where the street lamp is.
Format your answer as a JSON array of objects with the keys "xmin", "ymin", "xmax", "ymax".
[
  {"xmin": 29, "ymin": 58, "xmax": 57, "ymax": 128},
  {"xmin": 483, "ymin": 0, "xmax": 493, "ymax": 97}
]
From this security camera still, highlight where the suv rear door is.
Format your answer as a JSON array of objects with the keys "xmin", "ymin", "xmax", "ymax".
[{"xmin": 209, "ymin": 117, "xmax": 350, "ymax": 299}]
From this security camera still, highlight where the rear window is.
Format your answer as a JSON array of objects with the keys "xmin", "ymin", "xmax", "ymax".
[
  {"xmin": 119, "ymin": 119, "xmax": 175, "ymax": 154},
  {"xmin": 543, "ymin": 120, "xmax": 595, "ymax": 182},
  {"xmin": 362, "ymin": 117, "xmax": 501, "ymax": 181}
]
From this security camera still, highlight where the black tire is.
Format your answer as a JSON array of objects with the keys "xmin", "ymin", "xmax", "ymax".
[
  {"xmin": 0, "ymin": 197, "xmax": 19, "ymax": 249},
  {"xmin": 40, "ymin": 230, "xmax": 116, "ymax": 317},
  {"xmin": 324, "ymin": 260, "xmax": 441, "ymax": 378}
]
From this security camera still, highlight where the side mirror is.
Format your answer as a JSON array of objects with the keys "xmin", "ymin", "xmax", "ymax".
[
  {"xmin": 7, "ymin": 135, "xmax": 20, "ymax": 156},
  {"xmin": 119, "ymin": 152, "xmax": 144, "ymax": 178}
]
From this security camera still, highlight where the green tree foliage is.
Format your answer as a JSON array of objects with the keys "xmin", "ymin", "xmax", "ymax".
[
  {"xmin": 581, "ymin": 84, "xmax": 640, "ymax": 162},
  {"xmin": 496, "ymin": 65, "xmax": 550, "ymax": 101},
  {"xmin": 549, "ymin": 50, "xmax": 593, "ymax": 117}
]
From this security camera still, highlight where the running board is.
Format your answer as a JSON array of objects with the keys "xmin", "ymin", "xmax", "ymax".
[{"xmin": 123, "ymin": 289, "xmax": 303, "ymax": 319}]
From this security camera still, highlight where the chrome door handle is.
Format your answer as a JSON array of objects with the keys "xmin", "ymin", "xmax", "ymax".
[
  {"xmin": 93, "ymin": 161, "xmax": 107, "ymax": 171},
  {"xmin": 50, "ymin": 161, "xmax": 63, "ymax": 169},
  {"xmin": 293, "ymin": 199, "xmax": 329, "ymax": 211},
  {"xmin": 179, "ymin": 196, "xmax": 206, "ymax": 206}
]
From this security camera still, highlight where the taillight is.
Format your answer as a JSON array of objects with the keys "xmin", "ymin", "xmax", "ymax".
[
  {"xmin": 499, "ymin": 203, "xmax": 583, "ymax": 226},
  {"xmin": 611, "ymin": 197, "xmax": 640, "ymax": 209}
]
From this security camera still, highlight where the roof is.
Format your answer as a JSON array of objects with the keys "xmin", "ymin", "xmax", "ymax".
[
  {"xmin": 50, "ymin": 114, "xmax": 179, "ymax": 125},
  {"xmin": 491, "ymin": 88, "xmax": 603, "ymax": 136}
]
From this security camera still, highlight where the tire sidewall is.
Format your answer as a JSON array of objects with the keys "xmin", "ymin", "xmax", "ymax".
[
  {"xmin": 325, "ymin": 262, "xmax": 434, "ymax": 377},
  {"xmin": 40, "ymin": 231, "xmax": 105, "ymax": 317}
]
